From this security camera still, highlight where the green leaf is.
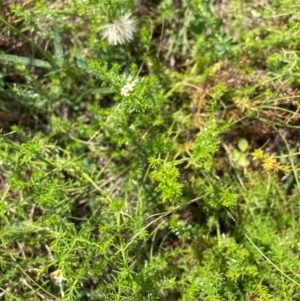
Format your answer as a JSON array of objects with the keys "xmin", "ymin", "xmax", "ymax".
[
  {"xmin": 92, "ymin": 87, "xmax": 116, "ymax": 94},
  {"xmin": 53, "ymin": 23, "xmax": 64, "ymax": 67},
  {"xmin": 75, "ymin": 57, "xmax": 89, "ymax": 71},
  {"xmin": 238, "ymin": 138, "xmax": 249, "ymax": 152},
  {"xmin": 233, "ymin": 149, "xmax": 249, "ymax": 167},
  {"xmin": 0, "ymin": 53, "xmax": 52, "ymax": 69}
]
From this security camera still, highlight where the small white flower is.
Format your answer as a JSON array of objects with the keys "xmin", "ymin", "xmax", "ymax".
[
  {"xmin": 50, "ymin": 270, "xmax": 67, "ymax": 284},
  {"xmin": 120, "ymin": 79, "xmax": 138, "ymax": 97},
  {"xmin": 101, "ymin": 14, "xmax": 136, "ymax": 45}
]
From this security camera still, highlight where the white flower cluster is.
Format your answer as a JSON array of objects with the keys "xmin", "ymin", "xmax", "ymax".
[
  {"xmin": 120, "ymin": 79, "xmax": 138, "ymax": 97},
  {"xmin": 101, "ymin": 14, "xmax": 136, "ymax": 45}
]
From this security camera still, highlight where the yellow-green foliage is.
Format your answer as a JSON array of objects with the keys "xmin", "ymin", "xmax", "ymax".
[{"xmin": 1, "ymin": 0, "xmax": 300, "ymax": 300}]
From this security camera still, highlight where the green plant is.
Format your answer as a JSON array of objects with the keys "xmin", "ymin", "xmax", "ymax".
[
  {"xmin": 1, "ymin": 0, "xmax": 300, "ymax": 300},
  {"xmin": 233, "ymin": 138, "xmax": 250, "ymax": 168}
]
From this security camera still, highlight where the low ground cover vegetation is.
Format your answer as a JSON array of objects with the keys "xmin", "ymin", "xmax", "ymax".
[{"xmin": 1, "ymin": 0, "xmax": 300, "ymax": 300}]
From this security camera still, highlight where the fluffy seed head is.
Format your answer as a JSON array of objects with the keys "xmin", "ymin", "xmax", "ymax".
[{"xmin": 101, "ymin": 14, "xmax": 136, "ymax": 45}]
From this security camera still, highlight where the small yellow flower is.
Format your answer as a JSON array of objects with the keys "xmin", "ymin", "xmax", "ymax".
[
  {"xmin": 252, "ymin": 148, "xmax": 264, "ymax": 160},
  {"xmin": 262, "ymin": 155, "xmax": 279, "ymax": 172},
  {"xmin": 233, "ymin": 97, "xmax": 252, "ymax": 112},
  {"xmin": 279, "ymin": 164, "xmax": 291, "ymax": 173}
]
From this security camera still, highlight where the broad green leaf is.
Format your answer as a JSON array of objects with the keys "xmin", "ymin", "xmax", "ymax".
[
  {"xmin": 92, "ymin": 87, "xmax": 116, "ymax": 94},
  {"xmin": 0, "ymin": 53, "xmax": 52, "ymax": 69},
  {"xmin": 75, "ymin": 57, "xmax": 89, "ymax": 71},
  {"xmin": 238, "ymin": 138, "xmax": 249, "ymax": 153},
  {"xmin": 53, "ymin": 23, "xmax": 64, "ymax": 67}
]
